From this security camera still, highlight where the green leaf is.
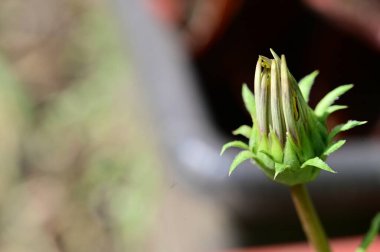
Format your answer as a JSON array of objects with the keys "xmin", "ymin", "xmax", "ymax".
[
  {"xmin": 220, "ymin": 141, "xmax": 249, "ymax": 156},
  {"xmin": 301, "ymin": 157, "xmax": 336, "ymax": 173},
  {"xmin": 298, "ymin": 70, "xmax": 319, "ymax": 103},
  {"xmin": 233, "ymin": 125, "xmax": 252, "ymax": 139},
  {"xmin": 228, "ymin": 150, "xmax": 255, "ymax": 175},
  {"xmin": 356, "ymin": 212, "xmax": 380, "ymax": 252},
  {"xmin": 315, "ymin": 84, "xmax": 353, "ymax": 117},
  {"xmin": 328, "ymin": 120, "xmax": 367, "ymax": 141},
  {"xmin": 242, "ymin": 84, "xmax": 256, "ymax": 118},
  {"xmin": 323, "ymin": 140, "xmax": 346, "ymax": 156}
]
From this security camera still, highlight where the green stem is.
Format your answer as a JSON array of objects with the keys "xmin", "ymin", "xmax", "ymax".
[{"xmin": 290, "ymin": 184, "xmax": 331, "ymax": 252}]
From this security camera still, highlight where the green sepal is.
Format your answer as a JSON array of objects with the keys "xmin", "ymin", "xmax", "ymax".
[
  {"xmin": 322, "ymin": 105, "xmax": 347, "ymax": 121},
  {"xmin": 233, "ymin": 125, "xmax": 252, "ymax": 139},
  {"xmin": 251, "ymin": 155, "xmax": 268, "ymax": 172},
  {"xmin": 228, "ymin": 150, "xmax": 256, "ymax": 175},
  {"xmin": 274, "ymin": 163, "xmax": 289, "ymax": 179},
  {"xmin": 283, "ymin": 134, "xmax": 300, "ymax": 168},
  {"xmin": 257, "ymin": 150, "xmax": 275, "ymax": 169},
  {"xmin": 258, "ymin": 148, "xmax": 289, "ymax": 179},
  {"xmin": 256, "ymin": 150, "xmax": 288, "ymax": 179},
  {"xmin": 269, "ymin": 129, "xmax": 283, "ymax": 163},
  {"xmin": 256, "ymin": 136, "xmax": 273, "ymax": 169},
  {"xmin": 315, "ymin": 84, "xmax": 353, "ymax": 117},
  {"xmin": 257, "ymin": 134, "xmax": 270, "ymax": 153},
  {"xmin": 220, "ymin": 141, "xmax": 249, "ymax": 156},
  {"xmin": 323, "ymin": 140, "xmax": 346, "ymax": 157},
  {"xmin": 328, "ymin": 120, "xmax": 367, "ymax": 142},
  {"xmin": 248, "ymin": 124, "xmax": 259, "ymax": 151},
  {"xmin": 242, "ymin": 83, "xmax": 256, "ymax": 119},
  {"xmin": 299, "ymin": 126, "xmax": 315, "ymax": 160},
  {"xmin": 299, "ymin": 70, "xmax": 319, "ymax": 103},
  {"xmin": 307, "ymin": 111, "xmax": 329, "ymax": 155},
  {"xmin": 301, "ymin": 157, "xmax": 336, "ymax": 173}
]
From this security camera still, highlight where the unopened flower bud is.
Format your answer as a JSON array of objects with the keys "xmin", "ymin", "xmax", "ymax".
[{"xmin": 222, "ymin": 50, "xmax": 366, "ymax": 185}]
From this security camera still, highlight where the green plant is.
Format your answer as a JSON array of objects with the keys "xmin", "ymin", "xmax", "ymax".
[
  {"xmin": 221, "ymin": 49, "xmax": 371, "ymax": 251},
  {"xmin": 356, "ymin": 213, "xmax": 380, "ymax": 252}
]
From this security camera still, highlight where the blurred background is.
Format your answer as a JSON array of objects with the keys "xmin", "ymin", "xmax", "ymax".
[{"xmin": 0, "ymin": 0, "xmax": 379, "ymax": 251}]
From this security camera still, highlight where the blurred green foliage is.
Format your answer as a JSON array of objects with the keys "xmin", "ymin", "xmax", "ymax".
[{"xmin": 0, "ymin": 2, "xmax": 162, "ymax": 252}]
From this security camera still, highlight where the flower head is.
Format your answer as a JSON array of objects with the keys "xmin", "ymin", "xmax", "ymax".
[{"xmin": 221, "ymin": 50, "xmax": 366, "ymax": 186}]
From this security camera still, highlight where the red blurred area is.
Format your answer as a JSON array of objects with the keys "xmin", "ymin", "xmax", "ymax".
[{"xmin": 227, "ymin": 236, "xmax": 380, "ymax": 252}]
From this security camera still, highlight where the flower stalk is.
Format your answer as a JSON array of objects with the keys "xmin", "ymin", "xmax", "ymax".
[{"xmin": 291, "ymin": 184, "xmax": 331, "ymax": 252}]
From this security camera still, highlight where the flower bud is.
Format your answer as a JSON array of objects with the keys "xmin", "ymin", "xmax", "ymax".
[{"xmin": 222, "ymin": 50, "xmax": 366, "ymax": 185}]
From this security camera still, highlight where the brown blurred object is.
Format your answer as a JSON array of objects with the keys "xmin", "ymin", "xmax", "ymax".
[
  {"xmin": 0, "ymin": 1, "xmax": 166, "ymax": 251},
  {"xmin": 303, "ymin": 0, "xmax": 380, "ymax": 51},
  {"xmin": 0, "ymin": 0, "xmax": 80, "ymax": 103},
  {"xmin": 146, "ymin": 0, "xmax": 243, "ymax": 55},
  {"xmin": 145, "ymin": 0, "xmax": 380, "ymax": 53}
]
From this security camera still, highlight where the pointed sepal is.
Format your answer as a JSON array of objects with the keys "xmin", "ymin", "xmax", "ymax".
[
  {"xmin": 315, "ymin": 84, "xmax": 353, "ymax": 117},
  {"xmin": 242, "ymin": 83, "xmax": 256, "ymax": 118},
  {"xmin": 301, "ymin": 157, "xmax": 336, "ymax": 173},
  {"xmin": 248, "ymin": 124, "xmax": 259, "ymax": 151},
  {"xmin": 228, "ymin": 150, "xmax": 256, "ymax": 175},
  {"xmin": 323, "ymin": 140, "xmax": 346, "ymax": 157},
  {"xmin": 256, "ymin": 135, "xmax": 273, "ymax": 168},
  {"xmin": 269, "ymin": 129, "xmax": 283, "ymax": 163},
  {"xmin": 328, "ymin": 120, "xmax": 367, "ymax": 142},
  {"xmin": 283, "ymin": 133, "xmax": 300, "ymax": 168},
  {"xmin": 232, "ymin": 125, "xmax": 252, "ymax": 139},
  {"xmin": 274, "ymin": 163, "xmax": 289, "ymax": 179},
  {"xmin": 322, "ymin": 105, "xmax": 348, "ymax": 121},
  {"xmin": 298, "ymin": 70, "xmax": 319, "ymax": 103},
  {"xmin": 220, "ymin": 141, "xmax": 249, "ymax": 156}
]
